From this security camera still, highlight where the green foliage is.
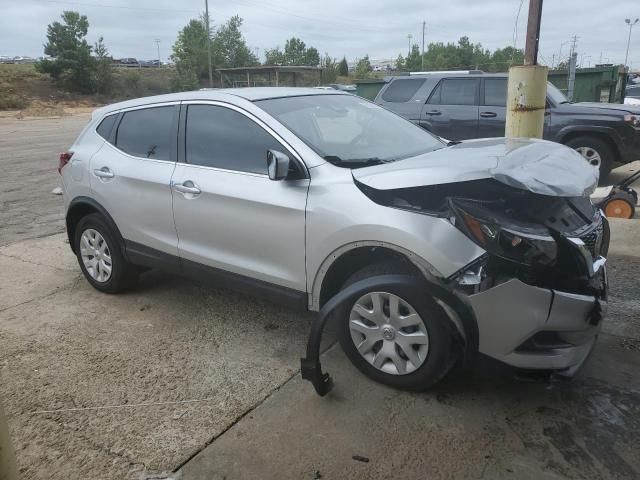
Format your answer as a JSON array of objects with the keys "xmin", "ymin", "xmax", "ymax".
[
  {"xmin": 395, "ymin": 53, "xmax": 405, "ymax": 72},
  {"xmin": 171, "ymin": 14, "xmax": 257, "ymax": 89},
  {"xmin": 211, "ymin": 16, "xmax": 258, "ymax": 68},
  {"xmin": 338, "ymin": 56, "xmax": 349, "ymax": 76},
  {"xmin": 321, "ymin": 54, "xmax": 338, "ymax": 83},
  {"xmin": 93, "ymin": 36, "xmax": 113, "ymax": 96},
  {"xmin": 36, "ymin": 11, "xmax": 95, "ymax": 93},
  {"xmin": 400, "ymin": 36, "xmax": 524, "ymax": 73},
  {"xmin": 171, "ymin": 18, "xmax": 210, "ymax": 88},
  {"xmin": 264, "ymin": 37, "xmax": 320, "ymax": 66},
  {"xmin": 0, "ymin": 92, "xmax": 29, "ymax": 110},
  {"xmin": 354, "ymin": 55, "xmax": 372, "ymax": 78}
]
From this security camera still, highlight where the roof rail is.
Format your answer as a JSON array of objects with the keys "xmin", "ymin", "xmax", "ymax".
[{"xmin": 408, "ymin": 70, "xmax": 484, "ymax": 75}]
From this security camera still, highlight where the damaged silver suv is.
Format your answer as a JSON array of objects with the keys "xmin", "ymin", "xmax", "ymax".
[{"xmin": 61, "ymin": 88, "xmax": 608, "ymax": 390}]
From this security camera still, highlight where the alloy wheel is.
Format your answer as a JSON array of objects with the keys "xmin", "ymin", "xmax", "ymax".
[
  {"xmin": 80, "ymin": 228, "xmax": 112, "ymax": 283},
  {"xmin": 574, "ymin": 146, "xmax": 602, "ymax": 168},
  {"xmin": 349, "ymin": 291, "xmax": 429, "ymax": 375}
]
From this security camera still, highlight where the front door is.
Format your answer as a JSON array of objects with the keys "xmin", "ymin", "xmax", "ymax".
[
  {"xmin": 171, "ymin": 102, "xmax": 309, "ymax": 292},
  {"xmin": 420, "ymin": 78, "xmax": 480, "ymax": 140}
]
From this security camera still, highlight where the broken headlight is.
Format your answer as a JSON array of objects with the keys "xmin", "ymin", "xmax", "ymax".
[{"xmin": 450, "ymin": 198, "xmax": 557, "ymax": 266}]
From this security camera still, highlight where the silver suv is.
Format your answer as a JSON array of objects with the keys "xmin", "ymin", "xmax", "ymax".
[{"xmin": 61, "ymin": 88, "xmax": 608, "ymax": 390}]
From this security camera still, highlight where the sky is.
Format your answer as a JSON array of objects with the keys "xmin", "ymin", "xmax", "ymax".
[{"xmin": 1, "ymin": 0, "xmax": 639, "ymax": 69}]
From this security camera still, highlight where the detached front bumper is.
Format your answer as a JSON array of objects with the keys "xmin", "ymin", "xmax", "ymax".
[{"xmin": 468, "ymin": 271, "xmax": 606, "ymax": 373}]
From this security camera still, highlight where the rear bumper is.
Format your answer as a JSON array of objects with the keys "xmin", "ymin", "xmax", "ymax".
[
  {"xmin": 468, "ymin": 274, "xmax": 606, "ymax": 373},
  {"xmin": 619, "ymin": 128, "xmax": 640, "ymax": 163}
]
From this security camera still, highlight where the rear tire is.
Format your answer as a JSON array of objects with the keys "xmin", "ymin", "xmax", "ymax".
[
  {"xmin": 335, "ymin": 262, "xmax": 455, "ymax": 391},
  {"xmin": 74, "ymin": 213, "xmax": 137, "ymax": 293},
  {"xmin": 565, "ymin": 136, "xmax": 614, "ymax": 182}
]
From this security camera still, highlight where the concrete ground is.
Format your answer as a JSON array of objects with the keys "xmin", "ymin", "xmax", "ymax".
[{"xmin": 0, "ymin": 115, "xmax": 639, "ymax": 480}]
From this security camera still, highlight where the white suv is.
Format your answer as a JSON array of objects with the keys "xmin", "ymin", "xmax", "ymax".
[{"xmin": 60, "ymin": 88, "xmax": 608, "ymax": 390}]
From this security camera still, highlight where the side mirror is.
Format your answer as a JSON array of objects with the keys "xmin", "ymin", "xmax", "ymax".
[{"xmin": 267, "ymin": 149, "xmax": 290, "ymax": 181}]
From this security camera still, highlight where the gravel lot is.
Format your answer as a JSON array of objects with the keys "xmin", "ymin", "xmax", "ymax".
[{"xmin": 0, "ymin": 114, "xmax": 638, "ymax": 480}]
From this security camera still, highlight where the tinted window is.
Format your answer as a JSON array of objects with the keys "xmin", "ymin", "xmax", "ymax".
[
  {"xmin": 186, "ymin": 105, "xmax": 284, "ymax": 174},
  {"xmin": 381, "ymin": 79, "xmax": 425, "ymax": 102},
  {"xmin": 484, "ymin": 78, "xmax": 507, "ymax": 107},
  {"xmin": 115, "ymin": 106, "xmax": 176, "ymax": 160},
  {"xmin": 429, "ymin": 79, "xmax": 478, "ymax": 106},
  {"xmin": 96, "ymin": 114, "xmax": 117, "ymax": 140}
]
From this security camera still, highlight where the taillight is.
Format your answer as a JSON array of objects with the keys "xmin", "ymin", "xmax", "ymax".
[{"xmin": 58, "ymin": 151, "xmax": 73, "ymax": 174}]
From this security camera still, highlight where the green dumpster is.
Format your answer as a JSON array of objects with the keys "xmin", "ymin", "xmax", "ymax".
[{"xmin": 355, "ymin": 79, "xmax": 388, "ymax": 100}]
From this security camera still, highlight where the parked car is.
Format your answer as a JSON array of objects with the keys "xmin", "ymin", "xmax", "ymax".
[
  {"xmin": 60, "ymin": 88, "xmax": 608, "ymax": 390},
  {"xmin": 375, "ymin": 72, "xmax": 640, "ymax": 179}
]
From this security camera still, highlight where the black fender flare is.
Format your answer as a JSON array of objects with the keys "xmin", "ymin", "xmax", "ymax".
[
  {"xmin": 66, "ymin": 196, "xmax": 127, "ymax": 257},
  {"xmin": 300, "ymin": 274, "xmax": 479, "ymax": 396}
]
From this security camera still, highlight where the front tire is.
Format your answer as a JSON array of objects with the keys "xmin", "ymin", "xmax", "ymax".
[
  {"xmin": 565, "ymin": 136, "xmax": 614, "ymax": 182},
  {"xmin": 74, "ymin": 213, "xmax": 137, "ymax": 293},
  {"xmin": 335, "ymin": 263, "xmax": 454, "ymax": 391}
]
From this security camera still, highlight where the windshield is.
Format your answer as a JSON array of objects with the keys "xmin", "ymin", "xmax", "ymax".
[
  {"xmin": 256, "ymin": 94, "xmax": 445, "ymax": 168},
  {"xmin": 547, "ymin": 82, "xmax": 569, "ymax": 104}
]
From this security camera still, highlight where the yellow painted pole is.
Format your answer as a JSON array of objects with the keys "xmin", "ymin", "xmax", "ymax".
[
  {"xmin": 0, "ymin": 400, "xmax": 18, "ymax": 480},
  {"xmin": 505, "ymin": 65, "xmax": 548, "ymax": 138}
]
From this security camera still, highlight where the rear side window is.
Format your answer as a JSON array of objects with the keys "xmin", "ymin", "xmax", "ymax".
[
  {"xmin": 185, "ymin": 105, "xmax": 285, "ymax": 174},
  {"xmin": 483, "ymin": 78, "xmax": 507, "ymax": 107},
  {"xmin": 115, "ymin": 106, "xmax": 176, "ymax": 160},
  {"xmin": 96, "ymin": 114, "xmax": 117, "ymax": 140},
  {"xmin": 428, "ymin": 79, "xmax": 479, "ymax": 106},
  {"xmin": 381, "ymin": 79, "xmax": 425, "ymax": 102}
]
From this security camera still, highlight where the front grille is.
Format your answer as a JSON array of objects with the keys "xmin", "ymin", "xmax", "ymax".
[{"xmin": 579, "ymin": 220, "xmax": 604, "ymax": 257}]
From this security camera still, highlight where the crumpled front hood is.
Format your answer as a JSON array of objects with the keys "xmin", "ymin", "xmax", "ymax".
[{"xmin": 352, "ymin": 138, "xmax": 598, "ymax": 197}]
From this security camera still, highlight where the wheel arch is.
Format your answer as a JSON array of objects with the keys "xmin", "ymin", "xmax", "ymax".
[
  {"xmin": 66, "ymin": 197, "xmax": 126, "ymax": 256},
  {"xmin": 310, "ymin": 241, "xmax": 480, "ymax": 362},
  {"xmin": 558, "ymin": 128, "xmax": 622, "ymax": 163}
]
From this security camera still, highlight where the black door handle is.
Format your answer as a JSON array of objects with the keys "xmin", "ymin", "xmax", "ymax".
[
  {"xmin": 424, "ymin": 110, "xmax": 441, "ymax": 116},
  {"xmin": 480, "ymin": 111, "xmax": 497, "ymax": 118}
]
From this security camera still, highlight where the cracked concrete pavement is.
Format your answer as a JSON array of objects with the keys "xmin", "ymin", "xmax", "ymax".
[{"xmin": 0, "ymin": 114, "xmax": 639, "ymax": 480}]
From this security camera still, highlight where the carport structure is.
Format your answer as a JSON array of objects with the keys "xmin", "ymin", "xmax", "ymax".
[{"xmin": 217, "ymin": 65, "xmax": 322, "ymax": 88}]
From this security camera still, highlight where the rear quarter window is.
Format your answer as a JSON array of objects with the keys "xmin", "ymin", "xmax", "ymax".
[{"xmin": 381, "ymin": 78, "xmax": 425, "ymax": 103}]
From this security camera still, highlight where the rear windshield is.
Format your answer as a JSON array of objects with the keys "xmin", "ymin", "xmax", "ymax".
[{"xmin": 256, "ymin": 94, "xmax": 444, "ymax": 169}]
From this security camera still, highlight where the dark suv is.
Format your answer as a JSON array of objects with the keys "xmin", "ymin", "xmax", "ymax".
[{"xmin": 375, "ymin": 72, "xmax": 640, "ymax": 179}]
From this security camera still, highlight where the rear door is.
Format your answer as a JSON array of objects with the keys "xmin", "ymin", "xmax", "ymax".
[
  {"xmin": 375, "ymin": 77, "xmax": 432, "ymax": 123},
  {"xmin": 170, "ymin": 102, "xmax": 309, "ymax": 291},
  {"xmin": 89, "ymin": 104, "xmax": 179, "ymax": 257},
  {"xmin": 420, "ymin": 78, "xmax": 480, "ymax": 140},
  {"xmin": 478, "ymin": 77, "xmax": 507, "ymax": 138}
]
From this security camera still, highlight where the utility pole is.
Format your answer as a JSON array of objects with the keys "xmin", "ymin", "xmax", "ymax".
[
  {"xmin": 625, "ymin": 18, "xmax": 639, "ymax": 70},
  {"xmin": 505, "ymin": 0, "xmax": 547, "ymax": 139},
  {"xmin": 567, "ymin": 51, "xmax": 578, "ymax": 100},
  {"xmin": 154, "ymin": 38, "xmax": 161, "ymax": 67},
  {"xmin": 204, "ymin": 0, "xmax": 213, "ymax": 87},
  {"xmin": 421, "ymin": 21, "xmax": 426, "ymax": 70},
  {"xmin": 407, "ymin": 34, "xmax": 413, "ymax": 56},
  {"xmin": 0, "ymin": 400, "xmax": 18, "ymax": 480}
]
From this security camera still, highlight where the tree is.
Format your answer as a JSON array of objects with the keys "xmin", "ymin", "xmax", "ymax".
[
  {"xmin": 265, "ymin": 37, "xmax": 321, "ymax": 66},
  {"xmin": 338, "ymin": 56, "xmax": 349, "ymax": 76},
  {"xmin": 36, "ymin": 11, "xmax": 95, "ymax": 93},
  {"xmin": 93, "ymin": 36, "xmax": 113, "ymax": 96},
  {"xmin": 405, "ymin": 44, "xmax": 422, "ymax": 71},
  {"xmin": 354, "ymin": 55, "xmax": 371, "ymax": 78},
  {"xmin": 211, "ymin": 15, "xmax": 258, "ymax": 68},
  {"xmin": 395, "ymin": 53, "xmax": 405, "ymax": 72},
  {"xmin": 321, "ymin": 54, "xmax": 338, "ymax": 83},
  {"xmin": 171, "ymin": 18, "xmax": 210, "ymax": 89}
]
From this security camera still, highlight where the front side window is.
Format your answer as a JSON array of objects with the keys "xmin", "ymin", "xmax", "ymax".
[
  {"xmin": 185, "ymin": 105, "xmax": 285, "ymax": 174},
  {"xmin": 381, "ymin": 78, "xmax": 425, "ymax": 103},
  {"xmin": 115, "ymin": 106, "xmax": 176, "ymax": 160},
  {"xmin": 483, "ymin": 78, "xmax": 507, "ymax": 107},
  {"xmin": 256, "ymin": 94, "xmax": 445, "ymax": 168},
  {"xmin": 428, "ymin": 79, "xmax": 479, "ymax": 106}
]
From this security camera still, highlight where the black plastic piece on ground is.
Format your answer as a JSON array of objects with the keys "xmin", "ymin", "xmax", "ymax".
[{"xmin": 300, "ymin": 274, "xmax": 443, "ymax": 396}]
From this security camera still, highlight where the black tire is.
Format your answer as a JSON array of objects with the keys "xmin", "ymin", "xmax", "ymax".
[
  {"xmin": 564, "ymin": 136, "xmax": 614, "ymax": 182},
  {"xmin": 335, "ymin": 262, "xmax": 455, "ymax": 391},
  {"xmin": 74, "ymin": 213, "xmax": 137, "ymax": 293}
]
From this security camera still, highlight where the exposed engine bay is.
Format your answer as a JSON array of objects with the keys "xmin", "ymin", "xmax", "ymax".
[{"xmin": 356, "ymin": 178, "xmax": 609, "ymax": 301}]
